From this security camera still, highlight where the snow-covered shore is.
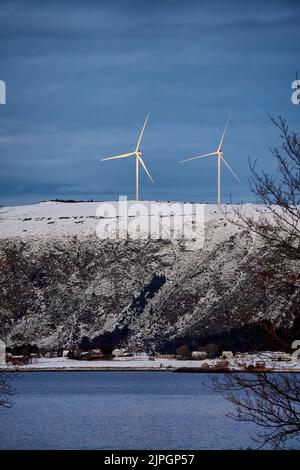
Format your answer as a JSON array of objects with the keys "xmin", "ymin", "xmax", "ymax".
[{"xmin": 1, "ymin": 352, "xmax": 299, "ymax": 372}]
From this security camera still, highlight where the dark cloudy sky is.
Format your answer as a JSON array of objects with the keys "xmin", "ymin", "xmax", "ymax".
[{"xmin": 0, "ymin": 0, "xmax": 299, "ymax": 205}]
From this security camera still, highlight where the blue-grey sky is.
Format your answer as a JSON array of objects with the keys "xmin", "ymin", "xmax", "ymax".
[{"xmin": 0, "ymin": 0, "xmax": 299, "ymax": 205}]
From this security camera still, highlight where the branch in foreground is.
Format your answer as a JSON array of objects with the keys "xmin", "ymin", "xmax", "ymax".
[{"xmin": 210, "ymin": 372, "xmax": 300, "ymax": 449}]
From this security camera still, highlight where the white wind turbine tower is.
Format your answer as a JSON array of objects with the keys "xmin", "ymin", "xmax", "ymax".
[
  {"xmin": 100, "ymin": 114, "xmax": 154, "ymax": 201},
  {"xmin": 180, "ymin": 115, "xmax": 240, "ymax": 205}
]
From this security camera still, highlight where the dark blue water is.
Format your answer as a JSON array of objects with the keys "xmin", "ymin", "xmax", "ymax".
[{"xmin": 0, "ymin": 372, "xmax": 260, "ymax": 449}]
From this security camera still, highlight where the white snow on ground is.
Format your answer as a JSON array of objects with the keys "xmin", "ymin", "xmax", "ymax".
[
  {"xmin": 0, "ymin": 200, "xmax": 268, "ymax": 244},
  {"xmin": 1, "ymin": 353, "xmax": 300, "ymax": 371},
  {"xmin": 0, "ymin": 201, "xmax": 108, "ymax": 239}
]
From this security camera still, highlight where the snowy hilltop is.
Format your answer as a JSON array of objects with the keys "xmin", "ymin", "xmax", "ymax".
[{"xmin": 0, "ymin": 201, "xmax": 298, "ymax": 354}]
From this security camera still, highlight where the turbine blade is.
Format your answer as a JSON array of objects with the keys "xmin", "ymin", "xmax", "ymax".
[
  {"xmin": 135, "ymin": 114, "xmax": 149, "ymax": 151},
  {"xmin": 137, "ymin": 154, "xmax": 154, "ymax": 183},
  {"xmin": 179, "ymin": 152, "xmax": 217, "ymax": 163},
  {"xmin": 101, "ymin": 152, "xmax": 135, "ymax": 161},
  {"xmin": 218, "ymin": 114, "xmax": 231, "ymax": 151},
  {"xmin": 221, "ymin": 156, "xmax": 240, "ymax": 183}
]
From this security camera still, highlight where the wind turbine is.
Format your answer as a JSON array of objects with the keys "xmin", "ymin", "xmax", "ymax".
[
  {"xmin": 179, "ymin": 115, "xmax": 240, "ymax": 205},
  {"xmin": 100, "ymin": 114, "xmax": 153, "ymax": 201}
]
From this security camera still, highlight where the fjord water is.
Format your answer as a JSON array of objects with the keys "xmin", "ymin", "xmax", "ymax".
[{"xmin": 0, "ymin": 371, "xmax": 258, "ymax": 450}]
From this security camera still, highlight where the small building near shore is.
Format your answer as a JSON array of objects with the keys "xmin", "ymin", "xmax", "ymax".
[
  {"xmin": 79, "ymin": 348, "xmax": 104, "ymax": 360},
  {"xmin": 89, "ymin": 349, "xmax": 104, "ymax": 359},
  {"xmin": 112, "ymin": 349, "xmax": 131, "ymax": 357},
  {"xmin": 192, "ymin": 351, "xmax": 208, "ymax": 360},
  {"xmin": 221, "ymin": 351, "xmax": 234, "ymax": 360},
  {"xmin": 0, "ymin": 340, "xmax": 6, "ymax": 364}
]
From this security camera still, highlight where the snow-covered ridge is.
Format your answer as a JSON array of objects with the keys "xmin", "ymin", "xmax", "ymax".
[{"xmin": 0, "ymin": 200, "xmax": 261, "ymax": 240}]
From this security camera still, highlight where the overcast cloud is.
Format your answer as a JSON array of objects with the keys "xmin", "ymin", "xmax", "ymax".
[{"xmin": 0, "ymin": 0, "xmax": 299, "ymax": 205}]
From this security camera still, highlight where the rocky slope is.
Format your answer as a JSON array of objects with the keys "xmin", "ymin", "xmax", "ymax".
[{"xmin": 0, "ymin": 201, "xmax": 299, "ymax": 353}]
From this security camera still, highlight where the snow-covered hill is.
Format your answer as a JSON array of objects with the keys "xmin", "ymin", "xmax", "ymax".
[{"xmin": 0, "ymin": 201, "xmax": 298, "ymax": 353}]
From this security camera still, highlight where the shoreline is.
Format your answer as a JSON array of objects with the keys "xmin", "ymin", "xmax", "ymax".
[
  {"xmin": 2, "ymin": 367, "xmax": 300, "ymax": 373},
  {"xmin": 1, "ymin": 353, "xmax": 300, "ymax": 373}
]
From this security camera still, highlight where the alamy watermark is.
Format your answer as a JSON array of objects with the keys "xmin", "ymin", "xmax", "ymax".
[
  {"xmin": 292, "ymin": 340, "xmax": 300, "ymax": 360},
  {"xmin": 0, "ymin": 339, "xmax": 6, "ymax": 364},
  {"xmin": 291, "ymin": 79, "xmax": 300, "ymax": 105},
  {"xmin": 95, "ymin": 197, "xmax": 204, "ymax": 246},
  {"xmin": 0, "ymin": 80, "xmax": 6, "ymax": 104}
]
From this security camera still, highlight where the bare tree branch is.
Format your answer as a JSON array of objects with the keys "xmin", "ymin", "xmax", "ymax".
[
  {"xmin": 230, "ymin": 117, "xmax": 300, "ymax": 262},
  {"xmin": 210, "ymin": 373, "xmax": 300, "ymax": 449}
]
